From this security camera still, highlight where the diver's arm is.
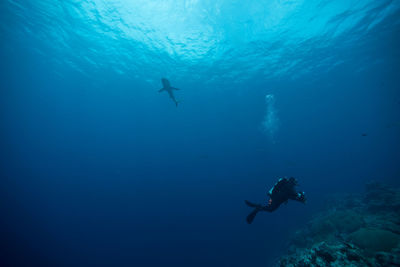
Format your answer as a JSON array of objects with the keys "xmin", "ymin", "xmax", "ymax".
[{"xmin": 291, "ymin": 191, "xmax": 306, "ymax": 203}]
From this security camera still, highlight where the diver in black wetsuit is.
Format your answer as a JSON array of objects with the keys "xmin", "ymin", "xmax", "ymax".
[{"xmin": 245, "ymin": 177, "xmax": 306, "ymax": 224}]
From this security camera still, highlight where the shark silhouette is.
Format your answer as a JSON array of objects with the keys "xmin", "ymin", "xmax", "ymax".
[{"xmin": 159, "ymin": 78, "xmax": 180, "ymax": 107}]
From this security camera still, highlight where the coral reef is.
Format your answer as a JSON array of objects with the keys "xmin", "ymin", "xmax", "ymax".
[{"xmin": 278, "ymin": 182, "xmax": 400, "ymax": 267}]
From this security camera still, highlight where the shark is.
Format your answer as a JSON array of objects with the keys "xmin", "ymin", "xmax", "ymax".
[{"xmin": 158, "ymin": 78, "xmax": 180, "ymax": 107}]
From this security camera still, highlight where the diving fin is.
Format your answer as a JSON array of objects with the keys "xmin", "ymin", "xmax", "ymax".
[
  {"xmin": 245, "ymin": 200, "xmax": 263, "ymax": 224},
  {"xmin": 245, "ymin": 200, "xmax": 261, "ymax": 208},
  {"xmin": 246, "ymin": 208, "xmax": 260, "ymax": 224}
]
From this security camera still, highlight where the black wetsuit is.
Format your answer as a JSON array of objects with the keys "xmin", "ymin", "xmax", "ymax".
[{"xmin": 245, "ymin": 178, "xmax": 306, "ymax": 224}]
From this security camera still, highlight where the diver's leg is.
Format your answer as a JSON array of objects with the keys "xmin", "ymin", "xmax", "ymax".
[
  {"xmin": 262, "ymin": 205, "xmax": 275, "ymax": 212},
  {"xmin": 246, "ymin": 205, "xmax": 276, "ymax": 223},
  {"xmin": 262, "ymin": 202, "xmax": 280, "ymax": 212}
]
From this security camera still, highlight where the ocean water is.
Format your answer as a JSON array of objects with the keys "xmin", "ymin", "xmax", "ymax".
[{"xmin": 1, "ymin": 0, "xmax": 399, "ymax": 266}]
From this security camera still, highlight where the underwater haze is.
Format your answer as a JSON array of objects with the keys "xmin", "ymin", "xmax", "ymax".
[{"xmin": 1, "ymin": 0, "xmax": 400, "ymax": 266}]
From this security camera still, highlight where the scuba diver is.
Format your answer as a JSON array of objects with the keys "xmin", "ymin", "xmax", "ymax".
[
  {"xmin": 159, "ymin": 78, "xmax": 180, "ymax": 107},
  {"xmin": 245, "ymin": 177, "xmax": 306, "ymax": 224}
]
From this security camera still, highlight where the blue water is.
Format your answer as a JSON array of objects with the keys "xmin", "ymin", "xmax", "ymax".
[{"xmin": 1, "ymin": 0, "xmax": 400, "ymax": 266}]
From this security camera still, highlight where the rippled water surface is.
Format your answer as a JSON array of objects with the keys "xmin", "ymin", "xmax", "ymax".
[{"xmin": 2, "ymin": 0, "xmax": 399, "ymax": 84}]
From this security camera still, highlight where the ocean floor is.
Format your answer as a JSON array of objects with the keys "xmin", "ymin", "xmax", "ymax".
[{"xmin": 278, "ymin": 182, "xmax": 400, "ymax": 267}]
